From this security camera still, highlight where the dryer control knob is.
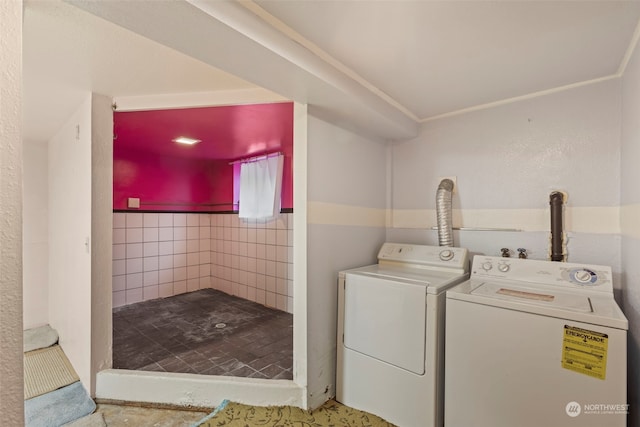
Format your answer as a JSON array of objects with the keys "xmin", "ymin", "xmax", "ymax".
[
  {"xmin": 481, "ymin": 261, "xmax": 493, "ymax": 271},
  {"xmin": 439, "ymin": 249, "xmax": 454, "ymax": 261},
  {"xmin": 498, "ymin": 263, "xmax": 510, "ymax": 273}
]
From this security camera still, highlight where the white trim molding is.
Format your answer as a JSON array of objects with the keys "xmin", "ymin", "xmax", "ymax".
[
  {"xmin": 391, "ymin": 207, "xmax": 620, "ymax": 234},
  {"xmin": 114, "ymin": 88, "xmax": 288, "ymax": 112},
  {"xmin": 621, "ymin": 203, "xmax": 640, "ymax": 239},
  {"xmin": 96, "ymin": 369, "xmax": 304, "ymax": 409},
  {"xmin": 307, "ymin": 202, "xmax": 386, "ymax": 228},
  {"xmin": 306, "ymin": 204, "xmax": 620, "ymax": 233}
]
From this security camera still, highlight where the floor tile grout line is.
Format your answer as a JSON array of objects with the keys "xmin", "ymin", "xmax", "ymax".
[{"xmin": 113, "ymin": 289, "xmax": 293, "ymax": 379}]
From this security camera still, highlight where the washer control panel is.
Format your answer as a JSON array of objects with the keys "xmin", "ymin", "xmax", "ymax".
[
  {"xmin": 378, "ymin": 243, "xmax": 468, "ymax": 270},
  {"xmin": 564, "ymin": 268, "xmax": 599, "ymax": 285},
  {"xmin": 471, "ymin": 256, "xmax": 613, "ymax": 293}
]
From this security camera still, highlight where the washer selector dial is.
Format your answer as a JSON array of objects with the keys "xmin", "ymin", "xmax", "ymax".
[
  {"xmin": 571, "ymin": 268, "xmax": 597, "ymax": 285},
  {"xmin": 439, "ymin": 249, "xmax": 454, "ymax": 261},
  {"xmin": 481, "ymin": 261, "xmax": 493, "ymax": 271}
]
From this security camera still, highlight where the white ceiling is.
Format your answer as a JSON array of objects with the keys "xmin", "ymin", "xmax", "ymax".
[
  {"xmin": 253, "ymin": 0, "xmax": 640, "ymax": 120},
  {"xmin": 23, "ymin": 0, "xmax": 260, "ymax": 142},
  {"xmin": 24, "ymin": 0, "xmax": 640, "ymax": 142}
]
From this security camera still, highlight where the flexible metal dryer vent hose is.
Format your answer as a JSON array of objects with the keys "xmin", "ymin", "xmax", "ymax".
[{"xmin": 436, "ymin": 179, "xmax": 455, "ymax": 247}]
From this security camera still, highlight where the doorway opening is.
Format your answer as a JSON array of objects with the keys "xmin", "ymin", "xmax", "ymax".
[{"xmin": 111, "ymin": 102, "xmax": 295, "ymax": 380}]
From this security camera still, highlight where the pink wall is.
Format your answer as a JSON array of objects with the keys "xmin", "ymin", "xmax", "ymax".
[
  {"xmin": 274, "ymin": 146, "xmax": 293, "ymax": 210},
  {"xmin": 113, "ymin": 150, "xmax": 233, "ymax": 211},
  {"xmin": 113, "ymin": 102, "xmax": 293, "ymax": 212}
]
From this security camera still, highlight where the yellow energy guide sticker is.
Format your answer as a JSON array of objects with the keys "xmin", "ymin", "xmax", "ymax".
[{"xmin": 562, "ymin": 325, "xmax": 608, "ymax": 380}]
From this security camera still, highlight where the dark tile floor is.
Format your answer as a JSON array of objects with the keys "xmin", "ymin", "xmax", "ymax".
[{"xmin": 112, "ymin": 289, "xmax": 293, "ymax": 379}]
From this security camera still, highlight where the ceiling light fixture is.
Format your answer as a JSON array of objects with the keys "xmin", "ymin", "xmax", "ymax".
[{"xmin": 173, "ymin": 136, "xmax": 201, "ymax": 145}]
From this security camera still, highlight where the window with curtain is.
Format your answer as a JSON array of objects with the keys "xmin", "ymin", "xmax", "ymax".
[{"xmin": 238, "ymin": 154, "xmax": 284, "ymax": 220}]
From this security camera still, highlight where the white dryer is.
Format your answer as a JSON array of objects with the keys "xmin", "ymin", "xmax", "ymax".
[
  {"xmin": 445, "ymin": 256, "xmax": 628, "ymax": 427},
  {"xmin": 337, "ymin": 243, "xmax": 469, "ymax": 427}
]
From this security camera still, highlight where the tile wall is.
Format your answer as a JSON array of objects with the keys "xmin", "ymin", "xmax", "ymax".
[
  {"xmin": 112, "ymin": 213, "xmax": 212, "ymax": 308},
  {"xmin": 210, "ymin": 213, "xmax": 293, "ymax": 313},
  {"xmin": 112, "ymin": 212, "xmax": 293, "ymax": 313}
]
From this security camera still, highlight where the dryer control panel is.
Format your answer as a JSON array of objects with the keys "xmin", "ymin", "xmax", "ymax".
[
  {"xmin": 471, "ymin": 256, "xmax": 613, "ymax": 294},
  {"xmin": 378, "ymin": 243, "xmax": 469, "ymax": 271}
]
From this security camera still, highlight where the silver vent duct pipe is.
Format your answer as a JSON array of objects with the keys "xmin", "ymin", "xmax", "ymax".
[{"xmin": 436, "ymin": 179, "xmax": 455, "ymax": 247}]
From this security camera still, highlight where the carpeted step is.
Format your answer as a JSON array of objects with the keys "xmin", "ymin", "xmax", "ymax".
[
  {"xmin": 24, "ymin": 324, "xmax": 59, "ymax": 352},
  {"xmin": 25, "ymin": 381, "xmax": 96, "ymax": 427},
  {"xmin": 24, "ymin": 344, "xmax": 80, "ymax": 400}
]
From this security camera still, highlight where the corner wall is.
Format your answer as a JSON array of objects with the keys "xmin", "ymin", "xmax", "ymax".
[
  {"xmin": 390, "ymin": 75, "xmax": 632, "ymax": 420},
  {"xmin": 389, "ymin": 79, "xmax": 622, "ymax": 280},
  {"xmin": 48, "ymin": 95, "xmax": 93, "ymax": 392},
  {"xmin": 91, "ymin": 93, "xmax": 114, "ymax": 394},
  {"xmin": 0, "ymin": 0, "xmax": 24, "ymax": 424},
  {"xmin": 210, "ymin": 213, "xmax": 294, "ymax": 312},
  {"xmin": 620, "ymin": 33, "xmax": 640, "ymax": 427},
  {"xmin": 306, "ymin": 115, "xmax": 387, "ymax": 408},
  {"xmin": 23, "ymin": 142, "xmax": 49, "ymax": 329},
  {"xmin": 112, "ymin": 212, "xmax": 294, "ymax": 312},
  {"xmin": 112, "ymin": 212, "xmax": 214, "ymax": 306}
]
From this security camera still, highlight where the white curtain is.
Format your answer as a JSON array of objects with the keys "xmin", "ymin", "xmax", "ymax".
[{"xmin": 238, "ymin": 154, "xmax": 284, "ymax": 220}]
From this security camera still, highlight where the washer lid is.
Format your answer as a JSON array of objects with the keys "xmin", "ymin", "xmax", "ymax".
[
  {"xmin": 447, "ymin": 280, "xmax": 628, "ymax": 330},
  {"xmin": 343, "ymin": 264, "xmax": 469, "ymax": 294},
  {"xmin": 471, "ymin": 282, "xmax": 593, "ymax": 313}
]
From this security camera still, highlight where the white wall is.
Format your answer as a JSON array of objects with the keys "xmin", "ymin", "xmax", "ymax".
[
  {"xmin": 390, "ymin": 76, "xmax": 638, "ymax": 419},
  {"xmin": 91, "ymin": 93, "xmax": 113, "ymax": 395},
  {"xmin": 23, "ymin": 142, "xmax": 49, "ymax": 329},
  {"xmin": 0, "ymin": 0, "xmax": 24, "ymax": 424},
  {"xmin": 49, "ymin": 94, "xmax": 93, "ymax": 392},
  {"xmin": 389, "ymin": 79, "xmax": 622, "ymax": 285},
  {"xmin": 306, "ymin": 115, "xmax": 387, "ymax": 408},
  {"xmin": 620, "ymin": 35, "xmax": 640, "ymax": 427}
]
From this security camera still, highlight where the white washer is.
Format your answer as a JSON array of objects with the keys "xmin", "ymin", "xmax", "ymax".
[
  {"xmin": 445, "ymin": 256, "xmax": 628, "ymax": 427},
  {"xmin": 337, "ymin": 243, "xmax": 469, "ymax": 427}
]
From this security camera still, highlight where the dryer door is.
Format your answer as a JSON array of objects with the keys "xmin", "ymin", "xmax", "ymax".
[{"xmin": 344, "ymin": 273, "xmax": 427, "ymax": 375}]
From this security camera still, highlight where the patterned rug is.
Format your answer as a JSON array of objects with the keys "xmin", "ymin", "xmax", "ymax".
[{"xmin": 194, "ymin": 399, "xmax": 396, "ymax": 427}]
